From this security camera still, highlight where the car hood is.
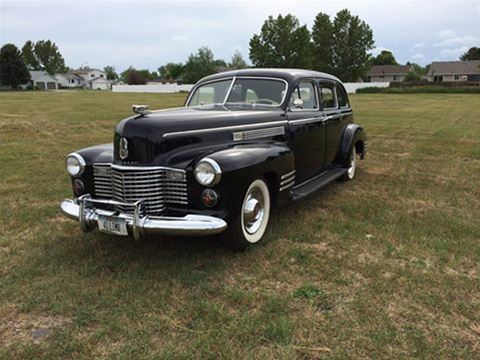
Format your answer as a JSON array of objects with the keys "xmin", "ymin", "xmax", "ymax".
[{"xmin": 114, "ymin": 106, "xmax": 286, "ymax": 165}]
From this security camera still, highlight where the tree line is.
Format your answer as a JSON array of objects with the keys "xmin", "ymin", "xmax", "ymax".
[{"xmin": 1, "ymin": 8, "xmax": 479, "ymax": 88}]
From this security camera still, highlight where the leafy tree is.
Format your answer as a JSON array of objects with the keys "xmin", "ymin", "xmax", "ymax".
[
  {"xmin": 182, "ymin": 47, "xmax": 217, "ymax": 83},
  {"xmin": 249, "ymin": 14, "xmax": 312, "ymax": 68},
  {"xmin": 214, "ymin": 59, "xmax": 227, "ymax": 68},
  {"xmin": 372, "ymin": 50, "xmax": 398, "ymax": 65},
  {"xmin": 0, "ymin": 44, "xmax": 31, "ymax": 88},
  {"xmin": 229, "ymin": 50, "xmax": 248, "ymax": 69},
  {"xmin": 404, "ymin": 70, "xmax": 421, "ymax": 82},
  {"xmin": 137, "ymin": 69, "xmax": 155, "ymax": 81},
  {"xmin": 158, "ymin": 62, "xmax": 184, "ymax": 80},
  {"xmin": 120, "ymin": 67, "xmax": 147, "ymax": 85},
  {"xmin": 21, "ymin": 40, "xmax": 40, "ymax": 70},
  {"xmin": 330, "ymin": 9, "xmax": 374, "ymax": 81},
  {"xmin": 460, "ymin": 47, "xmax": 480, "ymax": 61},
  {"xmin": 20, "ymin": 40, "xmax": 68, "ymax": 74},
  {"xmin": 311, "ymin": 12, "xmax": 334, "ymax": 73},
  {"xmin": 103, "ymin": 65, "xmax": 118, "ymax": 80}
]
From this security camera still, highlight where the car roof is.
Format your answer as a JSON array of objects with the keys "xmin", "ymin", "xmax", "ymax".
[{"xmin": 198, "ymin": 68, "xmax": 341, "ymax": 84}]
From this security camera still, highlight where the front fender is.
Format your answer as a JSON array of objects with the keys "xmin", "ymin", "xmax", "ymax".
[
  {"xmin": 337, "ymin": 124, "xmax": 367, "ymax": 165},
  {"xmin": 207, "ymin": 143, "xmax": 293, "ymax": 174},
  {"xmin": 198, "ymin": 144, "xmax": 294, "ymax": 215},
  {"xmin": 66, "ymin": 144, "xmax": 113, "ymax": 197},
  {"xmin": 75, "ymin": 143, "xmax": 113, "ymax": 164}
]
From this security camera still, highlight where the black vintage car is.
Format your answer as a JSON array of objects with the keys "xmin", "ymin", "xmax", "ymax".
[{"xmin": 60, "ymin": 69, "xmax": 367, "ymax": 249}]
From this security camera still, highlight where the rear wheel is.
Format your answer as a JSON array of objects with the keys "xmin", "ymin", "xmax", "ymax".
[
  {"xmin": 223, "ymin": 178, "xmax": 271, "ymax": 250},
  {"xmin": 339, "ymin": 146, "xmax": 357, "ymax": 181}
]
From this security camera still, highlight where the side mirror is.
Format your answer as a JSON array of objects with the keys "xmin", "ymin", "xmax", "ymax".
[{"xmin": 293, "ymin": 98, "xmax": 304, "ymax": 109}]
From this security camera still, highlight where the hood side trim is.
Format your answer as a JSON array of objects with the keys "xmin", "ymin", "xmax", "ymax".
[{"xmin": 162, "ymin": 120, "xmax": 288, "ymax": 139}]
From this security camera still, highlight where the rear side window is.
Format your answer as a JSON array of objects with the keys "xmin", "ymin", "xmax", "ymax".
[
  {"xmin": 336, "ymin": 84, "xmax": 349, "ymax": 108},
  {"xmin": 289, "ymin": 81, "xmax": 318, "ymax": 110},
  {"xmin": 318, "ymin": 83, "xmax": 337, "ymax": 109}
]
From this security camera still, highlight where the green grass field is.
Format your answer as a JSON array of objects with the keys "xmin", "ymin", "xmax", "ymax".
[{"xmin": 0, "ymin": 91, "xmax": 479, "ymax": 359}]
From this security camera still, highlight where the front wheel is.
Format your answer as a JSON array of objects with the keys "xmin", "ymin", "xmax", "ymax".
[{"xmin": 223, "ymin": 178, "xmax": 271, "ymax": 250}]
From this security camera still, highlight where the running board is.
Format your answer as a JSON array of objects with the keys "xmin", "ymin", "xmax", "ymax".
[{"xmin": 290, "ymin": 168, "xmax": 347, "ymax": 201}]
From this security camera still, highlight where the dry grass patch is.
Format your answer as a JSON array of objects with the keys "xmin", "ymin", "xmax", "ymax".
[
  {"xmin": 0, "ymin": 92, "xmax": 479, "ymax": 358},
  {"xmin": 0, "ymin": 306, "xmax": 71, "ymax": 347}
]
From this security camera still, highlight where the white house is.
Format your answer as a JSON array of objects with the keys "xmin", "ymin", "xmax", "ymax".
[
  {"xmin": 89, "ymin": 76, "xmax": 111, "ymax": 90},
  {"xmin": 55, "ymin": 73, "xmax": 84, "ymax": 88},
  {"xmin": 56, "ymin": 67, "xmax": 111, "ymax": 90},
  {"xmin": 28, "ymin": 71, "xmax": 58, "ymax": 90}
]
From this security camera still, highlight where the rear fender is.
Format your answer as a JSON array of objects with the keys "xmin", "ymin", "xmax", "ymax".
[{"xmin": 336, "ymin": 124, "xmax": 367, "ymax": 165}]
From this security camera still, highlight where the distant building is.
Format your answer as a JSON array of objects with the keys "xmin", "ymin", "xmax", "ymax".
[
  {"xmin": 55, "ymin": 73, "xmax": 84, "ymax": 88},
  {"xmin": 365, "ymin": 65, "xmax": 413, "ymax": 82},
  {"xmin": 28, "ymin": 71, "xmax": 58, "ymax": 90},
  {"xmin": 427, "ymin": 61, "xmax": 480, "ymax": 82},
  {"xmin": 56, "ymin": 67, "xmax": 111, "ymax": 90}
]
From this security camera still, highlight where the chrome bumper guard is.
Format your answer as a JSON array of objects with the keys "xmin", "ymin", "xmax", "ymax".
[{"xmin": 60, "ymin": 195, "xmax": 227, "ymax": 240}]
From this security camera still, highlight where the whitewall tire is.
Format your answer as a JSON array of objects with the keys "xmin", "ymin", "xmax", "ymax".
[
  {"xmin": 223, "ymin": 178, "xmax": 271, "ymax": 250},
  {"xmin": 340, "ymin": 146, "xmax": 357, "ymax": 181}
]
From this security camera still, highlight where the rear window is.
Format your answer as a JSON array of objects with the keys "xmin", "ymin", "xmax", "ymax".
[
  {"xmin": 319, "ymin": 83, "xmax": 337, "ymax": 109},
  {"xmin": 336, "ymin": 84, "xmax": 349, "ymax": 108}
]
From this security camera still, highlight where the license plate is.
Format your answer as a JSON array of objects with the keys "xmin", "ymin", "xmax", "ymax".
[{"xmin": 98, "ymin": 215, "xmax": 128, "ymax": 236}]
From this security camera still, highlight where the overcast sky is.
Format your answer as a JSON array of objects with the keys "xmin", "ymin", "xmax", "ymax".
[{"xmin": 1, "ymin": 0, "xmax": 479, "ymax": 71}]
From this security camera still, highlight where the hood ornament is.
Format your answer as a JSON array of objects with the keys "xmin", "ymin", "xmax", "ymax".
[
  {"xmin": 119, "ymin": 137, "xmax": 129, "ymax": 160},
  {"xmin": 132, "ymin": 104, "xmax": 150, "ymax": 115}
]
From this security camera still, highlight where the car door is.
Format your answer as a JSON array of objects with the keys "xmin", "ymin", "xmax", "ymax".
[
  {"xmin": 319, "ymin": 81, "xmax": 343, "ymax": 165},
  {"xmin": 287, "ymin": 79, "xmax": 326, "ymax": 183}
]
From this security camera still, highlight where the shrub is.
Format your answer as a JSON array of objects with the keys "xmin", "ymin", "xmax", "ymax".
[{"xmin": 356, "ymin": 86, "xmax": 480, "ymax": 94}]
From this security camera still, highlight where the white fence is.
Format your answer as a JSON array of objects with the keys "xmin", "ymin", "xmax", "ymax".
[
  {"xmin": 112, "ymin": 82, "xmax": 390, "ymax": 94},
  {"xmin": 343, "ymin": 82, "xmax": 390, "ymax": 93},
  {"xmin": 112, "ymin": 83, "xmax": 194, "ymax": 93}
]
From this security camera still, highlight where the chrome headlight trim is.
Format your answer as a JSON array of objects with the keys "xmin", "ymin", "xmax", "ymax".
[
  {"xmin": 194, "ymin": 157, "xmax": 222, "ymax": 186},
  {"xmin": 66, "ymin": 152, "xmax": 86, "ymax": 177}
]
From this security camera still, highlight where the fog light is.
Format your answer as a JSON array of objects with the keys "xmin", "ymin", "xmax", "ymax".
[
  {"xmin": 73, "ymin": 179, "xmax": 85, "ymax": 196},
  {"xmin": 201, "ymin": 189, "xmax": 218, "ymax": 208}
]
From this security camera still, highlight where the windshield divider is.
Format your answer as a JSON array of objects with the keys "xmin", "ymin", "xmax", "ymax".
[{"xmin": 223, "ymin": 77, "xmax": 236, "ymax": 104}]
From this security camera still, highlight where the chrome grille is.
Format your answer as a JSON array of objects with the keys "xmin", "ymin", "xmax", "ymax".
[{"xmin": 93, "ymin": 164, "xmax": 187, "ymax": 215}]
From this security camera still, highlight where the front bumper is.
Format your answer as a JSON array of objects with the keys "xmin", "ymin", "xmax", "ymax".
[{"xmin": 60, "ymin": 195, "xmax": 227, "ymax": 240}]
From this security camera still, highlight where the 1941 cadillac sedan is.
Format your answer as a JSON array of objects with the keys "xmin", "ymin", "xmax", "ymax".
[{"xmin": 60, "ymin": 69, "xmax": 367, "ymax": 249}]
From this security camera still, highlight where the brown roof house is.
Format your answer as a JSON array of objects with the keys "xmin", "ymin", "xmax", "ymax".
[
  {"xmin": 366, "ymin": 65, "xmax": 413, "ymax": 82},
  {"xmin": 427, "ymin": 61, "xmax": 480, "ymax": 82}
]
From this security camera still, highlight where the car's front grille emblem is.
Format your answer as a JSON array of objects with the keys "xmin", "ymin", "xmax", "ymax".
[{"xmin": 119, "ymin": 137, "xmax": 128, "ymax": 160}]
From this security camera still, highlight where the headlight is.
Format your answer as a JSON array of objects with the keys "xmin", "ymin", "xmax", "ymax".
[
  {"xmin": 66, "ymin": 153, "xmax": 86, "ymax": 177},
  {"xmin": 194, "ymin": 158, "xmax": 221, "ymax": 186}
]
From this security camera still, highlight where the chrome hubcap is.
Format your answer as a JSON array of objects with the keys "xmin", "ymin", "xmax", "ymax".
[
  {"xmin": 243, "ymin": 188, "xmax": 265, "ymax": 234},
  {"xmin": 348, "ymin": 148, "xmax": 356, "ymax": 178}
]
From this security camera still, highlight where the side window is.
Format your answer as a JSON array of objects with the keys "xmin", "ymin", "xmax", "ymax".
[
  {"xmin": 336, "ymin": 85, "xmax": 349, "ymax": 108},
  {"xmin": 245, "ymin": 89, "xmax": 258, "ymax": 102},
  {"xmin": 318, "ymin": 83, "xmax": 337, "ymax": 110},
  {"xmin": 289, "ymin": 81, "xmax": 318, "ymax": 110}
]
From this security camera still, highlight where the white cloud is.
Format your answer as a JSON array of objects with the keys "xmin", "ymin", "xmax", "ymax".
[
  {"xmin": 171, "ymin": 35, "xmax": 189, "ymax": 43},
  {"xmin": 411, "ymin": 53, "xmax": 425, "ymax": 61},
  {"xmin": 369, "ymin": 46, "xmax": 392, "ymax": 56},
  {"xmin": 412, "ymin": 43, "xmax": 424, "ymax": 49},
  {"xmin": 434, "ymin": 35, "xmax": 477, "ymax": 47},
  {"xmin": 438, "ymin": 29, "xmax": 456, "ymax": 39},
  {"xmin": 440, "ymin": 46, "xmax": 469, "ymax": 58}
]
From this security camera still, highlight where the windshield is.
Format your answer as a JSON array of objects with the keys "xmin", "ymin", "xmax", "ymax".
[{"xmin": 187, "ymin": 77, "xmax": 287, "ymax": 107}]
